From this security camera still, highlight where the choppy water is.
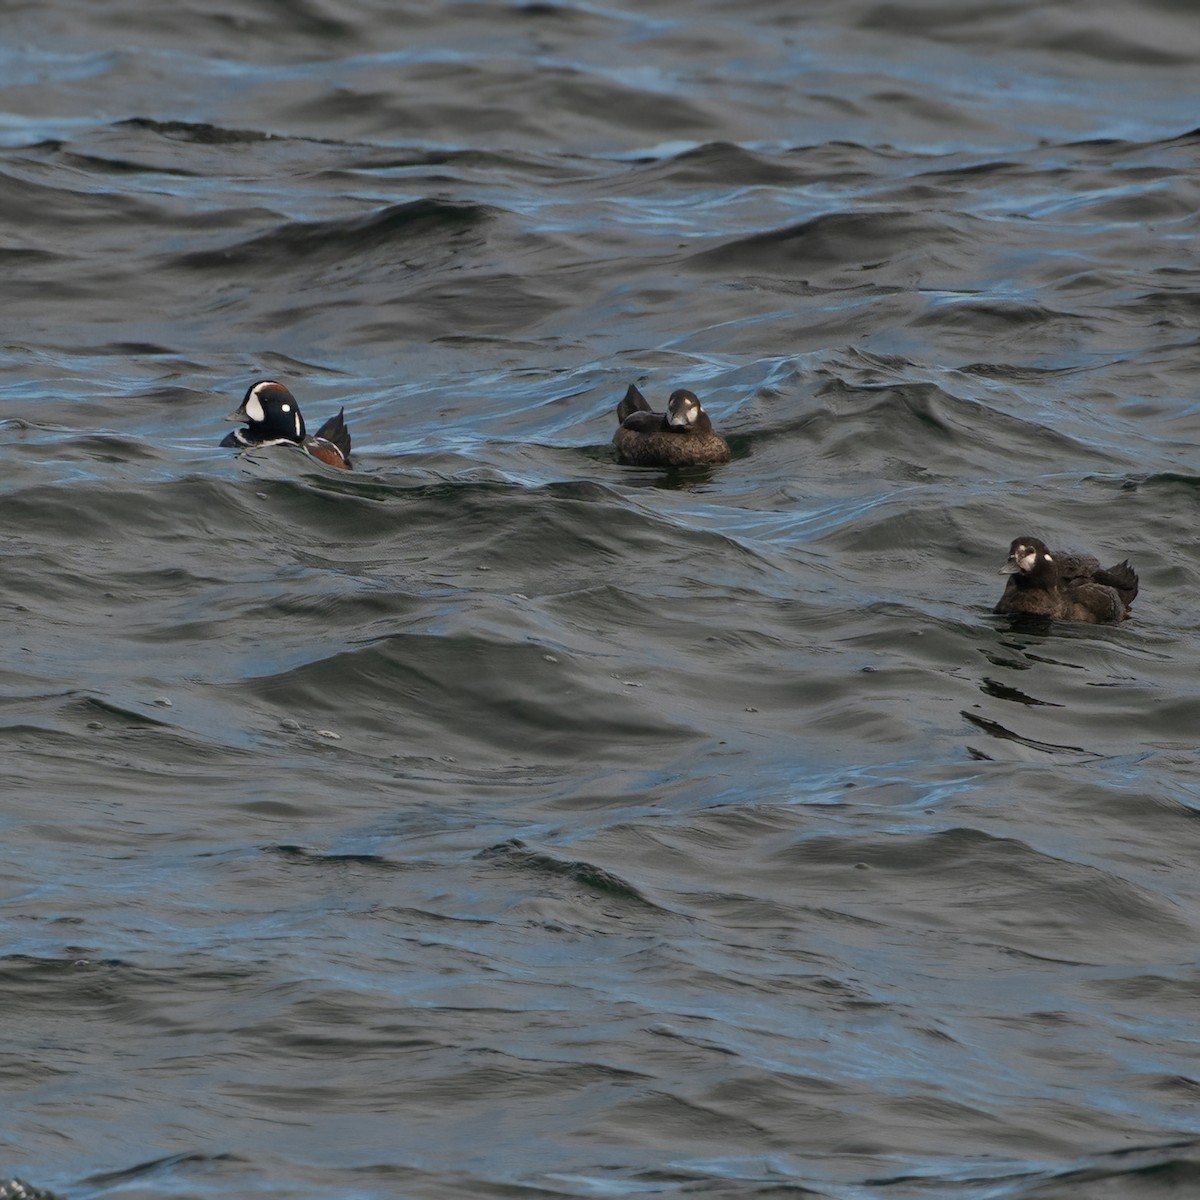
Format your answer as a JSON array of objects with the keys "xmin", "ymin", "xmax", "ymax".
[{"xmin": 4, "ymin": 2, "xmax": 1200, "ymax": 1197}]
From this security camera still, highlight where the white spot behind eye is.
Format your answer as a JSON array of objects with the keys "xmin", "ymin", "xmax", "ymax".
[
  {"xmin": 281, "ymin": 404, "xmax": 291, "ymax": 412},
  {"xmin": 1044, "ymin": 553, "xmax": 1053, "ymax": 562}
]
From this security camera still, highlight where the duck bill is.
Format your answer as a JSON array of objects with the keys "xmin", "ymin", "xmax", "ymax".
[
  {"xmin": 225, "ymin": 408, "xmax": 248, "ymax": 422},
  {"xmin": 998, "ymin": 560, "xmax": 1020, "ymax": 575}
]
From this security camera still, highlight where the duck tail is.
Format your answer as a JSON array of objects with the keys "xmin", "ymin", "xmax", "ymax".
[
  {"xmin": 617, "ymin": 384, "xmax": 651, "ymax": 424},
  {"xmin": 313, "ymin": 408, "xmax": 352, "ymax": 459},
  {"xmin": 1099, "ymin": 560, "xmax": 1138, "ymax": 605}
]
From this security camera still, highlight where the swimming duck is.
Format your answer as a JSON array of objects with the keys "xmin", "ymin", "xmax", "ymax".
[
  {"xmin": 995, "ymin": 536, "xmax": 1138, "ymax": 623},
  {"xmin": 220, "ymin": 380, "xmax": 352, "ymax": 470},
  {"xmin": 612, "ymin": 384, "xmax": 730, "ymax": 468}
]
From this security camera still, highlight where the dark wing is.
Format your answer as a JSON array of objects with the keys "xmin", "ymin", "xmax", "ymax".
[
  {"xmin": 1063, "ymin": 582, "xmax": 1126, "ymax": 624},
  {"xmin": 616, "ymin": 384, "xmax": 652, "ymax": 424},
  {"xmin": 620, "ymin": 410, "xmax": 666, "ymax": 433},
  {"xmin": 1054, "ymin": 552, "xmax": 1101, "ymax": 586}
]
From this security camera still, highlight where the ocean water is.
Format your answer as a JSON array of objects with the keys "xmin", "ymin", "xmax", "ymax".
[{"xmin": 3, "ymin": 2, "xmax": 1200, "ymax": 1197}]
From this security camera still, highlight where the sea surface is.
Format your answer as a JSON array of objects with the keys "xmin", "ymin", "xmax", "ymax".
[{"xmin": 3, "ymin": 2, "xmax": 1200, "ymax": 1197}]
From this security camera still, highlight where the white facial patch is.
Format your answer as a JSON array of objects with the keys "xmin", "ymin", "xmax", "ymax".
[
  {"xmin": 244, "ymin": 388, "xmax": 267, "ymax": 424},
  {"xmin": 1016, "ymin": 547, "xmax": 1038, "ymax": 572},
  {"xmin": 668, "ymin": 402, "xmax": 697, "ymax": 428}
]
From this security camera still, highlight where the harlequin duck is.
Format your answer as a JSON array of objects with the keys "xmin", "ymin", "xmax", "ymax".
[
  {"xmin": 995, "ymin": 536, "xmax": 1138, "ymax": 624},
  {"xmin": 612, "ymin": 384, "xmax": 730, "ymax": 468},
  {"xmin": 220, "ymin": 380, "xmax": 352, "ymax": 470}
]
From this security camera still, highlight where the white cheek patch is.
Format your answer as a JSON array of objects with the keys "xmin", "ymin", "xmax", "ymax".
[
  {"xmin": 1018, "ymin": 549, "xmax": 1038, "ymax": 572},
  {"xmin": 244, "ymin": 393, "xmax": 266, "ymax": 424}
]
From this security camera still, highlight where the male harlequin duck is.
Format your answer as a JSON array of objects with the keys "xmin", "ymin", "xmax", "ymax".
[
  {"xmin": 220, "ymin": 380, "xmax": 352, "ymax": 469},
  {"xmin": 995, "ymin": 536, "xmax": 1138, "ymax": 624},
  {"xmin": 612, "ymin": 384, "xmax": 730, "ymax": 468}
]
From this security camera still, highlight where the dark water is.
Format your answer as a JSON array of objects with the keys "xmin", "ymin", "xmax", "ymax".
[{"xmin": 4, "ymin": 2, "xmax": 1200, "ymax": 1197}]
